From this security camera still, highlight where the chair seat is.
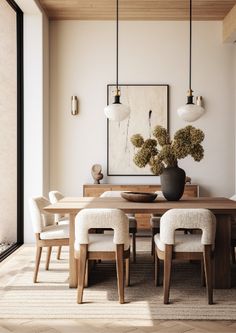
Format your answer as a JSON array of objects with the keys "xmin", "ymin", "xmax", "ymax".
[
  {"xmin": 57, "ymin": 217, "xmax": 69, "ymax": 225},
  {"xmin": 74, "ymin": 234, "xmax": 130, "ymax": 252},
  {"xmin": 40, "ymin": 224, "xmax": 69, "ymax": 240},
  {"xmin": 154, "ymin": 233, "xmax": 213, "ymax": 252}
]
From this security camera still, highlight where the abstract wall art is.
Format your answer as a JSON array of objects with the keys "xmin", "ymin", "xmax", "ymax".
[{"xmin": 107, "ymin": 84, "xmax": 169, "ymax": 176}]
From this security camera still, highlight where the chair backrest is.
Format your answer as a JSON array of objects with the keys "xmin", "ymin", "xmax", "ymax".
[
  {"xmin": 49, "ymin": 190, "xmax": 65, "ymax": 222},
  {"xmin": 100, "ymin": 191, "xmax": 122, "ymax": 198},
  {"xmin": 49, "ymin": 190, "xmax": 64, "ymax": 203},
  {"xmin": 160, "ymin": 209, "xmax": 216, "ymax": 246},
  {"xmin": 29, "ymin": 196, "xmax": 55, "ymax": 233},
  {"xmin": 75, "ymin": 209, "xmax": 130, "ymax": 249}
]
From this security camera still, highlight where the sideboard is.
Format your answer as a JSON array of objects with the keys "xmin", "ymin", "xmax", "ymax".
[{"xmin": 83, "ymin": 184, "xmax": 199, "ymax": 229}]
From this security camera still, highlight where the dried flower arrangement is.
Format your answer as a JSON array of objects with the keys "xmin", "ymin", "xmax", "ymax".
[{"xmin": 130, "ymin": 125, "xmax": 205, "ymax": 175}]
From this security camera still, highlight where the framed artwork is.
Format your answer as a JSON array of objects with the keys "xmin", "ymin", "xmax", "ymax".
[{"xmin": 107, "ymin": 84, "xmax": 169, "ymax": 176}]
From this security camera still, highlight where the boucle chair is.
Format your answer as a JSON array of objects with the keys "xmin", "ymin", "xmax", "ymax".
[
  {"xmin": 230, "ymin": 195, "xmax": 236, "ymax": 263},
  {"xmin": 154, "ymin": 209, "xmax": 216, "ymax": 304},
  {"xmin": 29, "ymin": 196, "xmax": 69, "ymax": 283},
  {"xmin": 49, "ymin": 191, "xmax": 69, "ymax": 259},
  {"xmin": 100, "ymin": 191, "xmax": 137, "ymax": 262},
  {"xmin": 74, "ymin": 208, "xmax": 130, "ymax": 304}
]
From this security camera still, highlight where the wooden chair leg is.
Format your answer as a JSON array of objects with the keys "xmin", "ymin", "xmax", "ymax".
[
  {"xmin": 132, "ymin": 232, "xmax": 136, "ymax": 263},
  {"xmin": 57, "ymin": 246, "xmax": 62, "ymax": 260},
  {"xmin": 77, "ymin": 244, "xmax": 88, "ymax": 304},
  {"xmin": 201, "ymin": 259, "xmax": 206, "ymax": 286},
  {"xmin": 203, "ymin": 245, "xmax": 213, "ymax": 305},
  {"xmin": 125, "ymin": 257, "xmax": 130, "ymax": 287},
  {"xmin": 163, "ymin": 244, "xmax": 173, "ymax": 304},
  {"xmin": 33, "ymin": 246, "xmax": 42, "ymax": 283},
  {"xmin": 45, "ymin": 246, "xmax": 52, "ymax": 270},
  {"xmin": 154, "ymin": 249, "xmax": 160, "ymax": 286},
  {"xmin": 151, "ymin": 228, "xmax": 159, "ymax": 256},
  {"xmin": 231, "ymin": 245, "xmax": 236, "ymax": 264},
  {"xmin": 116, "ymin": 244, "xmax": 124, "ymax": 304}
]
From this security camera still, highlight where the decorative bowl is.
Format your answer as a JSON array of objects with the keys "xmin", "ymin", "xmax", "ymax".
[{"xmin": 121, "ymin": 191, "xmax": 157, "ymax": 203}]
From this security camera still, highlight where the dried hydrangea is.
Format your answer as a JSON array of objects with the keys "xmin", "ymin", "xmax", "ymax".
[
  {"xmin": 151, "ymin": 160, "xmax": 165, "ymax": 175},
  {"xmin": 130, "ymin": 124, "xmax": 205, "ymax": 175},
  {"xmin": 174, "ymin": 126, "xmax": 192, "ymax": 144},
  {"xmin": 158, "ymin": 144, "xmax": 177, "ymax": 167},
  {"xmin": 153, "ymin": 126, "xmax": 169, "ymax": 146},
  {"xmin": 190, "ymin": 144, "xmax": 204, "ymax": 161},
  {"xmin": 190, "ymin": 128, "xmax": 205, "ymax": 145},
  {"xmin": 130, "ymin": 134, "xmax": 144, "ymax": 148},
  {"xmin": 172, "ymin": 140, "xmax": 191, "ymax": 159},
  {"xmin": 133, "ymin": 148, "xmax": 151, "ymax": 168}
]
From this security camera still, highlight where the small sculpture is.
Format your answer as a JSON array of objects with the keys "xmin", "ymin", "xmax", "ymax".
[
  {"xmin": 185, "ymin": 176, "xmax": 191, "ymax": 184},
  {"xmin": 91, "ymin": 164, "xmax": 103, "ymax": 184}
]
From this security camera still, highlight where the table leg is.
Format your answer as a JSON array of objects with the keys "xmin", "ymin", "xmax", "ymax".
[
  {"xmin": 69, "ymin": 213, "xmax": 77, "ymax": 288},
  {"xmin": 214, "ymin": 214, "xmax": 231, "ymax": 289}
]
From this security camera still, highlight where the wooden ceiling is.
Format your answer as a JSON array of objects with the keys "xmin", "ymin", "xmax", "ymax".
[{"xmin": 38, "ymin": 0, "xmax": 236, "ymax": 21}]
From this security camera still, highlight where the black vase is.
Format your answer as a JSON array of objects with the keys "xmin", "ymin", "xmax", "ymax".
[{"xmin": 160, "ymin": 167, "xmax": 186, "ymax": 201}]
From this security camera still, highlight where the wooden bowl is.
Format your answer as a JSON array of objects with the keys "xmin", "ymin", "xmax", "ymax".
[{"xmin": 121, "ymin": 191, "xmax": 157, "ymax": 203}]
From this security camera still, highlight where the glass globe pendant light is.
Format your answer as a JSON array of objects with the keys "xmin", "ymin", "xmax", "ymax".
[
  {"xmin": 104, "ymin": 0, "xmax": 130, "ymax": 122},
  {"xmin": 177, "ymin": 0, "xmax": 205, "ymax": 122}
]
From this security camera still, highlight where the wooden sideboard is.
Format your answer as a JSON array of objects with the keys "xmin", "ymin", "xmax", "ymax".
[{"xmin": 83, "ymin": 184, "xmax": 199, "ymax": 229}]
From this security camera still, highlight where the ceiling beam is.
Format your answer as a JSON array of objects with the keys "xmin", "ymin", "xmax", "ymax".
[{"xmin": 223, "ymin": 4, "xmax": 236, "ymax": 43}]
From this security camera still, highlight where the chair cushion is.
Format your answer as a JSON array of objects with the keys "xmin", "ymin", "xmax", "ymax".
[
  {"xmin": 74, "ymin": 234, "xmax": 130, "ymax": 252},
  {"xmin": 154, "ymin": 233, "xmax": 214, "ymax": 252},
  {"xmin": 40, "ymin": 224, "xmax": 69, "ymax": 240},
  {"xmin": 57, "ymin": 217, "xmax": 69, "ymax": 226}
]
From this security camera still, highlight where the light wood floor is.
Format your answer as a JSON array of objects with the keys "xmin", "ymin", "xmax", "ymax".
[
  {"xmin": 1, "ymin": 319, "xmax": 236, "ymax": 333},
  {"xmin": 0, "ymin": 244, "xmax": 236, "ymax": 333}
]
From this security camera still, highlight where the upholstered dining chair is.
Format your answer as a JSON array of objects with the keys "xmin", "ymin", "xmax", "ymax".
[
  {"xmin": 100, "ymin": 191, "xmax": 137, "ymax": 262},
  {"xmin": 29, "ymin": 196, "xmax": 69, "ymax": 283},
  {"xmin": 49, "ymin": 190, "xmax": 69, "ymax": 259},
  {"xmin": 154, "ymin": 208, "xmax": 216, "ymax": 304},
  {"xmin": 230, "ymin": 195, "xmax": 236, "ymax": 263},
  {"xmin": 74, "ymin": 208, "xmax": 130, "ymax": 304}
]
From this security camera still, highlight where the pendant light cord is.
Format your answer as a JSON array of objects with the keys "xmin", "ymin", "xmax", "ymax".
[
  {"xmin": 189, "ymin": 0, "xmax": 192, "ymax": 91},
  {"xmin": 116, "ymin": 0, "xmax": 119, "ymax": 93}
]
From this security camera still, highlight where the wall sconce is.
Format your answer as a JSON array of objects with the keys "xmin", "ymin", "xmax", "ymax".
[{"xmin": 71, "ymin": 95, "xmax": 78, "ymax": 115}]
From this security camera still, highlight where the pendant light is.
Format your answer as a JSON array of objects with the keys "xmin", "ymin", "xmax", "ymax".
[
  {"xmin": 104, "ymin": 0, "xmax": 130, "ymax": 122},
  {"xmin": 177, "ymin": 0, "xmax": 205, "ymax": 122}
]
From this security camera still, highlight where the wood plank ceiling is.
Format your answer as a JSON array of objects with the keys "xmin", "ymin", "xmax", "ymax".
[{"xmin": 38, "ymin": 0, "xmax": 236, "ymax": 21}]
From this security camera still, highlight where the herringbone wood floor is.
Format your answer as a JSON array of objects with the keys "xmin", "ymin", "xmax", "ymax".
[{"xmin": 0, "ymin": 319, "xmax": 236, "ymax": 333}]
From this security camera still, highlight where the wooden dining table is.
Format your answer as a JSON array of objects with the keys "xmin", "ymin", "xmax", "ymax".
[{"xmin": 44, "ymin": 196, "xmax": 236, "ymax": 289}]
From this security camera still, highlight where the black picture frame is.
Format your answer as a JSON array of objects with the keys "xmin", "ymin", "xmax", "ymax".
[{"xmin": 107, "ymin": 84, "xmax": 169, "ymax": 176}]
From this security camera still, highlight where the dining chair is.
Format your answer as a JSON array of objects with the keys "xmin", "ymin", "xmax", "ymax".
[
  {"xmin": 230, "ymin": 195, "xmax": 236, "ymax": 263},
  {"xmin": 150, "ymin": 191, "xmax": 164, "ymax": 255},
  {"xmin": 154, "ymin": 208, "xmax": 216, "ymax": 304},
  {"xmin": 74, "ymin": 208, "xmax": 130, "ymax": 304},
  {"xmin": 100, "ymin": 191, "xmax": 137, "ymax": 262},
  {"xmin": 49, "ymin": 190, "xmax": 69, "ymax": 259},
  {"xmin": 29, "ymin": 196, "xmax": 69, "ymax": 283}
]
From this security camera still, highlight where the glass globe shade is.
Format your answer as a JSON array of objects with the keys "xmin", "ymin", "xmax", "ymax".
[
  {"xmin": 104, "ymin": 103, "xmax": 130, "ymax": 122},
  {"xmin": 177, "ymin": 104, "xmax": 205, "ymax": 122}
]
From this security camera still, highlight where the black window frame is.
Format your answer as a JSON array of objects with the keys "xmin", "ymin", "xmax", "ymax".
[{"xmin": 0, "ymin": 0, "xmax": 24, "ymax": 261}]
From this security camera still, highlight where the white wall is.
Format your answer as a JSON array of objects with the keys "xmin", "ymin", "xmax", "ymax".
[{"xmin": 50, "ymin": 21, "xmax": 235, "ymax": 199}]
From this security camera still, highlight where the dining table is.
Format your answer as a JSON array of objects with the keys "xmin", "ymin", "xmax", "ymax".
[{"xmin": 44, "ymin": 196, "xmax": 236, "ymax": 289}]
